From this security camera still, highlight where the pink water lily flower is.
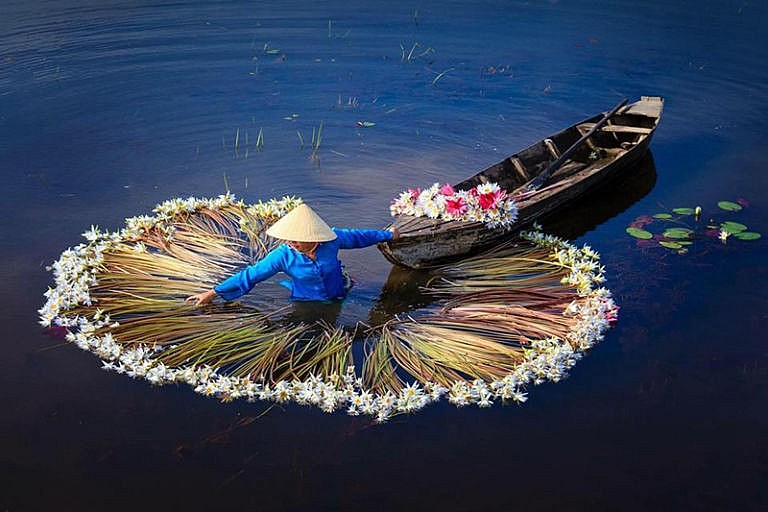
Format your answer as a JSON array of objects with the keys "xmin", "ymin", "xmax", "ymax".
[
  {"xmin": 439, "ymin": 183, "xmax": 455, "ymax": 196},
  {"xmin": 444, "ymin": 196, "xmax": 467, "ymax": 216},
  {"xmin": 478, "ymin": 188, "xmax": 507, "ymax": 210}
]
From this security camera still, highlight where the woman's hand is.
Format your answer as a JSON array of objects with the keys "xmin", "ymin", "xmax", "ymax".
[
  {"xmin": 388, "ymin": 226, "xmax": 400, "ymax": 240},
  {"xmin": 185, "ymin": 289, "xmax": 217, "ymax": 306}
]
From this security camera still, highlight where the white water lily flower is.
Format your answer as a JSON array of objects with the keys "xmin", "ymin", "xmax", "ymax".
[
  {"xmin": 511, "ymin": 389, "xmax": 528, "ymax": 403},
  {"xmin": 320, "ymin": 397, "xmax": 338, "ymax": 413},
  {"xmin": 82, "ymin": 225, "xmax": 101, "ymax": 242},
  {"xmin": 360, "ymin": 401, "xmax": 377, "ymax": 416},
  {"xmin": 274, "ymin": 381, "xmax": 292, "ymax": 402}
]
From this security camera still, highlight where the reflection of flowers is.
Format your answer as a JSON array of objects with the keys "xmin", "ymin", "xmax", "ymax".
[{"xmin": 390, "ymin": 181, "xmax": 518, "ymax": 228}]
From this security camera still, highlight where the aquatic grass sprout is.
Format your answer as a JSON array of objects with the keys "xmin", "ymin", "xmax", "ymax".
[{"xmin": 39, "ymin": 195, "xmax": 617, "ymax": 422}]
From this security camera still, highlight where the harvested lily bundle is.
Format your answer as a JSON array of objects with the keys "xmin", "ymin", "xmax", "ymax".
[{"xmin": 40, "ymin": 195, "xmax": 618, "ymax": 422}]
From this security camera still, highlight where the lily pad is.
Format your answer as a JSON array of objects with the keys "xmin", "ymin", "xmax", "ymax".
[
  {"xmin": 659, "ymin": 241, "xmax": 683, "ymax": 249},
  {"xmin": 653, "ymin": 213, "xmax": 673, "ymax": 219},
  {"xmin": 720, "ymin": 221, "xmax": 747, "ymax": 233},
  {"xmin": 672, "ymin": 207, "xmax": 695, "ymax": 215},
  {"xmin": 663, "ymin": 227, "xmax": 694, "ymax": 239},
  {"xmin": 733, "ymin": 231, "xmax": 761, "ymax": 240},
  {"xmin": 718, "ymin": 201, "xmax": 742, "ymax": 212},
  {"xmin": 626, "ymin": 227, "xmax": 653, "ymax": 239}
]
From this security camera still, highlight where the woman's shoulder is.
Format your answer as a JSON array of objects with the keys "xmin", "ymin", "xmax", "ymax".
[{"xmin": 262, "ymin": 243, "xmax": 293, "ymax": 263}]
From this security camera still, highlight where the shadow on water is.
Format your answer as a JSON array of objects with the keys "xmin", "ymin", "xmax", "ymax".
[
  {"xmin": 284, "ymin": 300, "xmax": 344, "ymax": 327},
  {"xmin": 367, "ymin": 263, "xmax": 435, "ymax": 326},
  {"xmin": 542, "ymin": 151, "xmax": 658, "ymax": 239}
]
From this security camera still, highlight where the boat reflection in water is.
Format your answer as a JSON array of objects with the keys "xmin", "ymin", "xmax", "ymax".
[{"xmin": 543, "ymin": 151, "xmax": 657, "ymax": 239}]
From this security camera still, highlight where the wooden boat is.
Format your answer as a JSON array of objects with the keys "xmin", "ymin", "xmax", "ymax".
[{"xmin": 378, "ymin": 96, "xmax": 664, "ymax": 268}]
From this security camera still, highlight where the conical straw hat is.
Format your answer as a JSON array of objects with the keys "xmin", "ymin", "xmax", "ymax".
[{"xmin": 265, "ymin": 203, "xmax": 337, "ymax": 242}]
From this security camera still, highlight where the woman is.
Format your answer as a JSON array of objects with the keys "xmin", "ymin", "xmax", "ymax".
[{"xmin": 186, "ymin": 203, "xmax": 398, "ymax": 305}]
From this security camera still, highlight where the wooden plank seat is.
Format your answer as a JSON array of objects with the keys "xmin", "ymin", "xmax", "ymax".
[{"xmin": 578, "ymin": 122, "xmax": 653, "ymax": 134}]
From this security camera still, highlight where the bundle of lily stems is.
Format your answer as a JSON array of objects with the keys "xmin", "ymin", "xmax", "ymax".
[{"xmin": 40, "ymin": 194, "xmax": 618, "ymax": 422}]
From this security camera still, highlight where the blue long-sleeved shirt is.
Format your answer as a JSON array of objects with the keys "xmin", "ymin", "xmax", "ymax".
[{"xmin": 214, "ymin": 228, "xmax": 393, "ymax": 301}]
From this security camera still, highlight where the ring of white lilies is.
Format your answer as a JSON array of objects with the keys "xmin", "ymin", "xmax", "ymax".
[{"xmin": 40, "ymin": 195, "xmax": 618, "ymax": 422}]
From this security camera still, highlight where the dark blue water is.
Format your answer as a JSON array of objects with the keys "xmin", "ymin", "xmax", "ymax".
[{"xmin": 3, "ymin": 1, "xmax": 767, "ymax": 510}]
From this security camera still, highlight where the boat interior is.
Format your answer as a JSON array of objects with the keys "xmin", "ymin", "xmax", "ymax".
[{"xmin": 455, "ymin": 97, "xmax": 663, "ymax": 194}]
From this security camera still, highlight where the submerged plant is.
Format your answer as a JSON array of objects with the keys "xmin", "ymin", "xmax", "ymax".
[
  {"xmin": 262, "ymin": 42, "xmax": 281, "ymax": 55},
  {"xmin": 255, "ymin": 127, "xmax": 264, "ymax": 151},
  {"xmin": 40, "ymin": 196, "xmax": 618, "ymax": 421},
  {"xmin": 400, "ymin": 42, "xmax": 434, "ymax": 62},
  {"xmin": 431, "ymin": 67, "xmax": 453, "ymax": 87}
]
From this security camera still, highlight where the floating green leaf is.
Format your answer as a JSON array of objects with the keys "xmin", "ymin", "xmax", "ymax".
[
  {"xmin": 733, "ymin": 231, "xmax": 761, "ymax": 240},
  {"xmin": 629, "ymin": 198, "xmax": 759, "ymax": 254},
  {"xmin": 626, "ymin": 227, "xmax": 653, "ymax": 239},
  {"xmin": 720, "ymin": 221, "xmax": 747, "ymax": 233},
  {"xmin": 718, "ymin": 201, "xmax": 742, "ymax": 211},
  {"xmin": 663, "ymin": 228, "xmax": 694, "ymax": 239}
]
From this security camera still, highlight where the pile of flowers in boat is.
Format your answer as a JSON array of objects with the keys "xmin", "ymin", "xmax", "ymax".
[
  {"xmin": 390, "ymin": 181, "xmax": 518, "ymax": 228},
  {"xmin": 39, "ymin": 194, "xmax": 618, "ymax": 422}
]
